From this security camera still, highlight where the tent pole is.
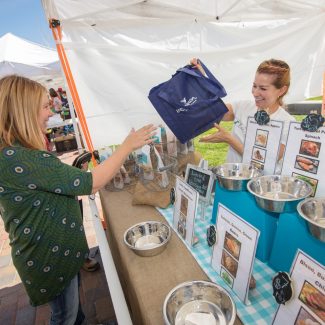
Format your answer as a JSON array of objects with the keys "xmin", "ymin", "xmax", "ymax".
[
  {"xmin": 49, "ymin": 20, "xmax": 95, "ymax": 164},
  {"xmin": 48, "ymin": 20, "xmax": 107, "ymax": 230}
]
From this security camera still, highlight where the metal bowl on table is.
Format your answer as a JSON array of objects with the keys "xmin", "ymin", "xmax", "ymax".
[
  {"xmin": 123, "ymin": 221, "xmax": 171, "ymax": 257},
  {"xmin": 163, "ymin": 280, "xmax": 236, "ymax": 325},
  {"xmin": 247, "ymin": 175, "xmax": 313, "ymax": 213},
  {"xmin": 297, "ymin": 198, "xmax": 325, "ymax": 243},
  {"xmin": 212, "ymin": 163, "xmax": 263, "ymax": 191}
]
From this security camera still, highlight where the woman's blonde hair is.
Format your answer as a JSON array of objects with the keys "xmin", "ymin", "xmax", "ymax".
[{"xmin": 0, "ymin": 75, "xmax": 47, "ymax": 150}]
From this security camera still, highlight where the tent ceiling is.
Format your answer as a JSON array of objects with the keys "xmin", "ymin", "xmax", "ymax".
[{"xmin": 41, "ymin": 0, "xmax": 325, "ymax": 148}]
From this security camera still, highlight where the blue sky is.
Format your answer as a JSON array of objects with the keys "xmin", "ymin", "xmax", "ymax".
[{"xmin": 0, "ymin": 0, "xmax": 55, "ymax": 48}]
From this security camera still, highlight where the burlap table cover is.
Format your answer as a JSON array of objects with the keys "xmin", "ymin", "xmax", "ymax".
[{"xmin": 100, "ymin": 190, "xmax": 243, "ymax": 325}]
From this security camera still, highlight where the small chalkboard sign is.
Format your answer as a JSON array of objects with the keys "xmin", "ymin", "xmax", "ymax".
[
  {"xmin": 185, "ymin": 164, "xmax": 214, "ymax": 203},
  {"xmin": 272, "ymin": 272, "xmax": 293, "ymax": 305}
]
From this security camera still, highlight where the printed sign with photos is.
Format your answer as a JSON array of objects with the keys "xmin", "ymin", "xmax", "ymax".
[
  {"xmin": 211, "ymin": 203, "xmax": 260, "ymax": 304},
  {"xmin": 242, "ymin": 117, "xmax": 284, "ymax": 174},
  {"xmin": 272, "ymin": 250, "xmax": 325, "ymax": 325},
  {"xmin": 172, "ymin": 176, "xmax": 199, "ymax": 246},
  {"xmin": 282, "ymin": 122, "xmax": 325, "ymax": 197},
  {"xmin": 185, "ymin": 164, "xmax": 214, "ymax": 203}
]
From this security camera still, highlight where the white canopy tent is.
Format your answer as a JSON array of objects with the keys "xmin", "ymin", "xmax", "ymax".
[
  {"xmin": 0, "ymin": 32, "xmax": 63, "ymax": 88},
  {"xmin": 40, "ymin": 3, "xmax": 325, "ymax": 324},
  {"xmin": 41, "ymin": 0, "xmax": 325, "ymax": 149}
]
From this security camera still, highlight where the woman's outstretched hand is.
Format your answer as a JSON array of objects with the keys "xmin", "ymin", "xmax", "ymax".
[
  {"xmin": 189, "ymin": 58, "xmax": 206, "ymax": 77},
  {"xmin": 122, "ymin": 124, "xmax": 157, "ymax": 151},
  {"xmin": 199, "ymin": 123, "xmax": 230, "ymax": 144}
]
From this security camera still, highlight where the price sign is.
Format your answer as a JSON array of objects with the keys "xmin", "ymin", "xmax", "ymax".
[{"xmin": 185, "ymin": 164, "xmax": 214, "ymax": 203}]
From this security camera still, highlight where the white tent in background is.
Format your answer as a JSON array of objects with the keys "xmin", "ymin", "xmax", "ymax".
[
  {"xmin": 41, "ymin": 0, "xmax": 325, "ymax": 149},
  {"xmin": 0, "ymin": 32, "xmax": 62, "ymax": 87}
]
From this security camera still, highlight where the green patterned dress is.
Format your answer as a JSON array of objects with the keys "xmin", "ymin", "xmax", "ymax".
[{"xmin": 0, "ymin": 144, "xmax": 93, "ymax": 306}]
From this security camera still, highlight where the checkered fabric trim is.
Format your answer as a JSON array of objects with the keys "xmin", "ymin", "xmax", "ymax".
[{"xmin": 157, "ymin": 205, "xmax": 277, "ymax": 325}]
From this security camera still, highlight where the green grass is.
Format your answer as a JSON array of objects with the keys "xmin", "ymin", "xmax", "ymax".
[
  {"xmin": 194, "ymin": 115, "xmax": 305, "ymax": 166},
  {"xmin": 306, "ymin": 96, "xmax": 322, "ymax": 101}
]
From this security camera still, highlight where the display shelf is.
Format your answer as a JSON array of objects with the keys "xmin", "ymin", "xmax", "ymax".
[
  {"xmin": 157, "ymin": 205, "xmax": 278, "ymax": 325},
  {"xmin": 268, "ymin": 211, "xmax": 325, "ymax": 272},
  {"xmin": 211, "ymin": 182, "xmax": 278, "ymax": 262}
]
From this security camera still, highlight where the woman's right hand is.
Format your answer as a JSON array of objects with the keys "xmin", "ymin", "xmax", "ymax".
[
  {"xmin": 189, "ymin": 58, "xmax": 206, "ymax": 77},
  {"xmin": 122, "ymin": 124, "xmax": 157, "ymax": 151}
]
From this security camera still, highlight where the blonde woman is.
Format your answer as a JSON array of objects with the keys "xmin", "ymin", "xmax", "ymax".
[{"xmin": 0, "ymin": 75, "xmax": 155, "ymax": 324}]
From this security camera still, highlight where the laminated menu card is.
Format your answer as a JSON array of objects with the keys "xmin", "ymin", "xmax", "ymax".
[
  {"xmin": 242, "ymin": 117, "xmax": 284, "ymax": 174},
  {"xmin": 272, "ymin": 250, "xmax": 325, "ymax": 325},
  {"xmin": 281, "ymin": 122, "xmax": 325, "ymax": 197},
  {"xmin": 211, "ymin": 203, "xmax": 260, "ymax": 304},
  {"xmin": 173, "ymin": 176, "xmax": 199, "ymax": 246}
]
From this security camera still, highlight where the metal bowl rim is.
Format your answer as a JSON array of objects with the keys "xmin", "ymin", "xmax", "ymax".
[
  {"xmin": 297, "ymin": 197, "xmax": 325, "ymax": 229},
  {"xmin": 123, "ymin": 221, "xmax": 171, "ymax": 251},
  {"xmin": 246, "ymin": 176, "xmax": 313, "ymax": 202},
  {"xmin": 162, "ymin": 280, "xmax": 237, "ymax": 325},
  {"xmin": 213, "ymin": 163, "xmax": 263, "ymax": 179}
]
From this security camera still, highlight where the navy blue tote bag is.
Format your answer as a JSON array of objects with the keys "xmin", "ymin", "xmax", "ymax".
[{"xmin": 148, "ymin": 60, "xmax": 228, "ymax": 143}]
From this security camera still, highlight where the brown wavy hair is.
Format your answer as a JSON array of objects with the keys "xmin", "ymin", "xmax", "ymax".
[
  {"xmin": 0, "ymin": 75, "xmax": 47, "ymax": 150},
  {"xmin": 257, "ymin": 59, "xmax": 290, "ymax": 106}
]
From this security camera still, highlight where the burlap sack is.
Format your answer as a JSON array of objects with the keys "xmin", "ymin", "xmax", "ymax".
[{"xmin": 132, "ymin": 176, "xmax": 175, "ymax": 208}]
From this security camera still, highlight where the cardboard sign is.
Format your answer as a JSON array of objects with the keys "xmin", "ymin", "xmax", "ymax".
[
  {"xmin": 273, "ymin": 250, "xmax": 325, "ymax": 325},
  {"xmin": 243, "ymin": 117, "xmax": 284, "ymax": 174},
  {"xmin": 281, "ymin": 122, "xmax": 325, "ymax": 197},
  {"xmin": 172, "ymin": 176, "xmax": 199, "ymax": 246},
  {"xmin": 185, "ymin": 164, "xmax": 214, "ymax": 203},
  {"xmin": 211, "ymin": 203, "xmax": 260, "ymax": 304}
]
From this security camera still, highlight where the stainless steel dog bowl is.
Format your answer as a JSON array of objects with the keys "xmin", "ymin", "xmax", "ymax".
[
  {"xmin": 212, "ymin": 163, "xmax": 263, "ymax": 191},
  {"xmin": 123, "ymin": 221, "xmax": 171, "ymax": 257},
  {"xmin": 297, "ymin": 198, "xmax": 325, "ymax": 242},
  {"xmin": 247, "ymin": 175, "xmax": 313, "ymax": 213},
  {"xmin": 163, "ymin": 280, "xmax": 236, "ymax": 325}
]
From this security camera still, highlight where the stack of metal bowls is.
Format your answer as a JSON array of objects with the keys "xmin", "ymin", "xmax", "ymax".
[
  {"xmin": 212, "ymin": 163, "xmax": 263, "ymax": 191},
  {"xmin": 247, "ymin": 175, "xmax": 313, "ymax": 213},
  {"xmin": 297, "ymin": 198, "xmax": 325, "ymax": 242},
  {"xmin": 163, "ymin": 280, "xmax": 236, "ymax": 325},
  {"xmin": 123, "ymin": 221, "xmax": 171, "ymax": 257}
]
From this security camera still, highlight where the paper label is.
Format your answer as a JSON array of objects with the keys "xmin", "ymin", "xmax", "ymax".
[
  {"xmin": 211, "ymin": 203, "xmax": 260, "ymax": 304},
  {"xmin": 281, "ymin": 122, "xmax": 325, "ymax": 197},
  {"xmin": 242, "ymin": 117, "xmax": 283, "ymax": 174},
  {"xmin": 273, "ymin": 250, "xmax": 325, "ymax": 325},
  {"xmin": 173, "ymin": 176, "xmax": 199, "ymax": 246}
]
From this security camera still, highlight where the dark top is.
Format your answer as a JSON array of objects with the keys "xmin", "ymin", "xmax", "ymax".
[{"xmin": 0, "ymin": 145, "xmax": 93, "ymax": 306}]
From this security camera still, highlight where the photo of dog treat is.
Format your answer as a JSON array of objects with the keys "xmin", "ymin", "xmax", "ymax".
[
  {"xmin": 221, "ymin": 249, "xmax": 238, "ymax": 278},
  {"xmin": 299, "ymin": 140, "xmax": 321, "ymax": 158},
  {"xmin": 295, "ymin": 155, "xmax": 319, "ymax": 174},
  {"xmin": 255, "ymin": 129, "xmax": 269, "ymax": 148},
  {"xmin": 251, "ymin": 146, "xmax": 266, "ymax": 163},
  {"xmin": 299, "ymin": 281, "xmax": 325, "ymax": 322},
  {"xmin": 294, "ymin": 306, "xmax": 321, "ymax": 325},
  {"xmin": 224, "ymin": 231, "xmax": 241, "ymax": 260}
]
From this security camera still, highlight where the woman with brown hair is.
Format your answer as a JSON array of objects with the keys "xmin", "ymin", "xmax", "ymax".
[
  {"xmin": 0, "ymin": 75, "xmax": 155, "ymax": 324},
  {"xmin": 191, "ymin": 58, "xmax": 296, "ymax": 169}
]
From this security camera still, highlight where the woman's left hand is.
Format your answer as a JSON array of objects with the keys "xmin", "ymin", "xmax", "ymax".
[{"xmin": 199, "ymin": 123, "xmax": 230, "ymax": 143}]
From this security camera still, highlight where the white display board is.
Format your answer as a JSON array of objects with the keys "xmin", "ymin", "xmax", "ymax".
[
  {"xmin": 173, "ymin": 176, "xmax": 199, "ymax": 246},
  {"xmin": 243, "ymin": 117, "xmax": 284, "ymax": 174},
  {"xmin": 282, "ymin": 122, "xmax": 325, "ymax": 197},
  {"xmin": 211, "ymin": 203, "xmax": 260, "ymax": 305},
  {"xmin": 273, "ymin": 250, "xmax": 325, "ymax": 325}
]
